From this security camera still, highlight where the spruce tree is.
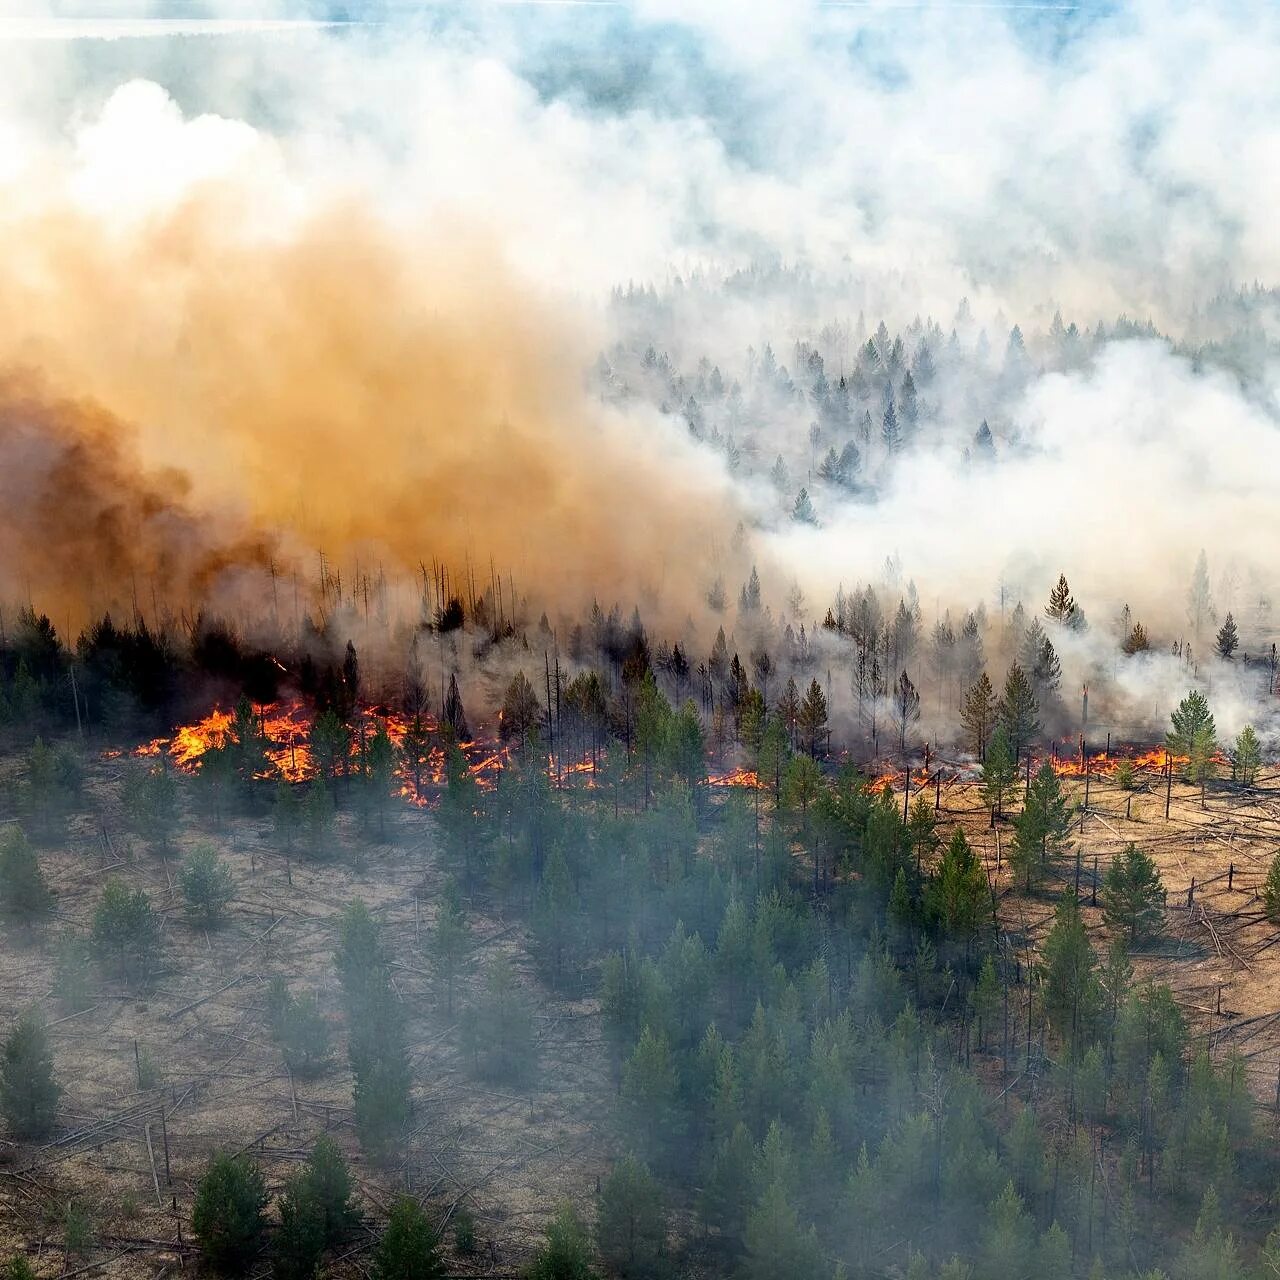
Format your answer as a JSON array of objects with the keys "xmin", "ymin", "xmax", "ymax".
[
  {"xmin": 791, "ymin": 488, "xmax": 816, "ymax": 525},
  {"xmin": 881, "ymin": 397, "xmax": 901, "ymax": 452},
  {"xmin": 0, "ymin": 1010, "xmax": 60, "ymax": 1139}
]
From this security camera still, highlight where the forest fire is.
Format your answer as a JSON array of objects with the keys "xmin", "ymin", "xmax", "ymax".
[
  {"xmin": 120, "ymin": 699, "xmax": 770, "ymax": 804},
  {"xmin": 707, "ymin": 767, "xmax": 763, "ymax": 789}
]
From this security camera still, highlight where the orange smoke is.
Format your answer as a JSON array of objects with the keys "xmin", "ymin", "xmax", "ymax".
[{"xmin": 0, "ymin": 183, "xmax": 739, "ymax": 625}]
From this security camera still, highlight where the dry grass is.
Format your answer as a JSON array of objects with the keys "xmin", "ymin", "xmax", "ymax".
[
  {"xmin": 0, "ymin": 754, "xmax": 611, "ymax": 1277},
  {"xmin": 935, "ymin": 762, "xmax": 1280, "ymax": 1101}
]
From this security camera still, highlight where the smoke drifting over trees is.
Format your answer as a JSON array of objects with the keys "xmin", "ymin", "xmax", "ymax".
[{"xmin": 4, "ymin": 6, "xmax": 1280, "ymax": 1279}]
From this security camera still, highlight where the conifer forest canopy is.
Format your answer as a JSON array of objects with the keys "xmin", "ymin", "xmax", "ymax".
[{"xmin": 4, "ymin": 4, "xmax": 1280, "ymax": 1280}]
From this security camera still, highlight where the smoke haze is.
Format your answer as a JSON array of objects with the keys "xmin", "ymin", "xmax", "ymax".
[{"xmin": 1, "ymin": 2, "xmax": 1278, "ymax": 668}]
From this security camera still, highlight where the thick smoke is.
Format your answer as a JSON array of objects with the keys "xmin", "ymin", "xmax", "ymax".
[
  {"xmin": 0, "ymin": 85, "xmax": 739, "ymax": 623},
  {"xmin": 0, "ymin": 3, "xmax": 1278, "ymax": 696}
]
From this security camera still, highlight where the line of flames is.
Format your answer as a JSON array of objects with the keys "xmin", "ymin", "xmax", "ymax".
[
  {"xmin": 122, "ymin": 699, "xmax": 769, "ymax": 808},
  {"xmin": 117, "ymin": 700, "xmax": 1225, "ymax": 809}
]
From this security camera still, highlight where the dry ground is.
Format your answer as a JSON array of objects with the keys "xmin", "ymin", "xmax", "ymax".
[
  {"xmin": 6, "ymin": 750, "xmax": 1280, "ymax": 1276},
  {"xmin": 934, "ymin": 760, "xmax": 1280, "ymax": 1104},
  {"xmin": 0, "ymin": 753, "xmax": 611, "ymax": 1278}
]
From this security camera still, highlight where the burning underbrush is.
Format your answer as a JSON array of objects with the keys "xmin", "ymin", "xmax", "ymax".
[
  {"xmin": 114, "ymin": 694, "xmax": 1221, "ymax": 812},
  {"xmin": 116, "ymin": 698, "xmax": 770, "ymax": 805}
]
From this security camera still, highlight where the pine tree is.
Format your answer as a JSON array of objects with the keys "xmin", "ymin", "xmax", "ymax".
[
  {"xmin": 443, "ymin": 673, "xmax": 469, "ymax": 742},
  {"xmin": 929, "ymin": 829, "xmax": 989, "ymax": 949},
  {"xmin": 970, "ymin": 955, "xmax": 1001, "ymax": 1051},
  {"xmin": 179, "ymin": 844, "xmax": 234, "ymax": 930},
  {"xmin": 360, "ymin": 722, "xmax": 399, "ymax": 838},
  {"xmin": 1167, "ymin": 690, "xmax": 1217, "ymax": 791},
  {"xmin": 979, "ymin": 1182, "xmax": 1035, "ymax": 1280},
  {"xmin": 371, "ymin": 1197, "xmax": 446, "ymax": 1280},
  {"xmin": 1262, "ymin": 852, "xmax": 1280, "ymax": 922},
  {"xmin": 596, "ymin": 1156, "xmax": 667, "ymax": 1278},
  {"xmin": 1187, "ymin": 550, "xmax": 1215, "ymax": 641},
  {"xmin": 1122, "ymin": 621, "xmax": 1151, "ymax": 654},
  {"xmin": 310, "ymin": 709, "xmax": 351, "ymax": 784},
  {"xmin": 1040, "ymin": 893, "xmax": 1100, "ymax": 1052},
  {"xmin": 266, "ymin": 979, "xmax": 332, "ymax": 1078},
  {"xmin": 499, "ymin": 671, "xmax": 542, "ymax": 746},
  {"xmin": 92, "ymin": 879, "xmax": 162, "ymax": 985},
  {"xmin": 121, "ymin": 763, "xmax": 180, "ymax": 849},
  {"xmin": 621, "ymin": 1026, "xmax": 682, "ymax": 1172},
  {"xmin": 1009, "ymin": 763, "xmax": 1073, "ymax": 891},
  {"xmin": 797, "ymin": 678, "xmax": 828, "ymax": 757},
  {"xmin": 980, "ymin": 727, "xmax": 1018, "ymax": 821},
  {"xmin": 743, "ymin": 1180, "xmax": 823, "ymax": 1280},
  {"xmin": 0, "ymin": 1010, "xmax": 60, "ymax": 1139},
  {"xmin": 429, "ymin": 879, "xmax": 470, "ymax": 1013},
  {"xmin": 462, "ymin": 956, "xmax": 536, "ymax": 1086},
  {"xmin": 1230, "ymin": 725, "xmax": 1261, "ymax": 785},
  {"xmin": 959, "ymin": 672, "xmax": 996, "ymax": 761},
  {"xmin": 400, "ymin": 714, "xmax": 431, "ymax": 798},
  {"xmin": 997, "ymin": 664, "xmax": 1039, "ymax": 761},
  {"xmin": 792, "ymin": 488, "xmax": 817, "ymax": 525},
  {"xmin": 1045, "ymin": 574, "xmax": 1077, "ymax": 625},
  {"xmin": 192, "ymin": 1152, "xmax": 269, "ymax": 1273},
  {"xmin": 527, "ymin": 1204, "xmax": 597, "ymax": 1280},
  {"xmin": 1215, "ymin": 612, "xmax": 1239, "ymax": 659},
  {"xmin": 0, "ymin": 827, "xmax": 52, "ymax": 923},
  {"xmin": 1101, "ymin": 844, "xmax": 1165, "ymax": 942},
  {"xmin": 273, "ymin": 1176, "xmax": 324, "ymax": 1280},
  {"xmin": 893, "ymin": 669, "xmax": 921, "ymax": 753}
]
